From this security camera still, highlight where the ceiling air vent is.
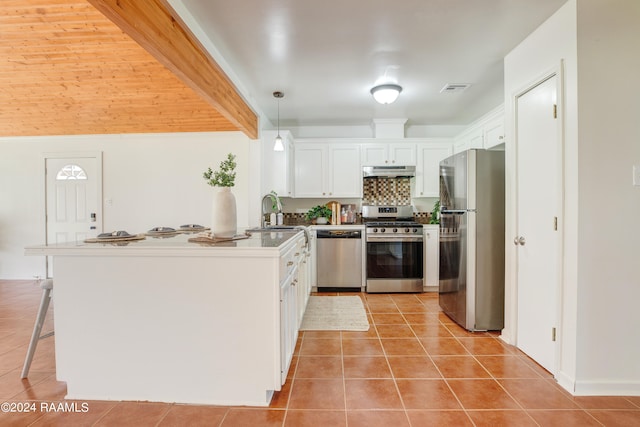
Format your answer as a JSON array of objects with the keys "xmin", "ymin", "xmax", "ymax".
[{"xmin": 440, "ymin": 83, "xmax": 471, "ymax": 93}]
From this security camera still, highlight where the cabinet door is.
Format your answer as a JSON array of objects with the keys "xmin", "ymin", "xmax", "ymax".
[
  {"xmin": 390, "ymin": 143, "xmax": 417, "ymax": 165},
  {"xmin": 361, "ymin": 143, "xmax": 387, "ymax": 166},
  {"xmin": 453, "ymin": 127, "xmax": 483, "ymax": 153},
  {"xmin": 415, "ymin": 144, "xmax": 453, "ymax": 197},
  {"xmin": 469, "ymin": 129, "xmax": 484, "ymax": 149},
  {"xmin": 423, "ymin": 225, "xmax": 439, "ymax": 287},
  {"xmin": 294, "ymin": 144, "xmax": 327, "ymax": 197},
  {"xmin": 453, "ymin": 138, "xmax": 468, "ymax": 154},
  {"xmin": 297, "ymin": 254, "xmax": 309, "ymax": 327},
  {"xmin": 483, "ymin": 118, "xmax": 505, "ymax": 149},
  {"xmin": 329, "ymin": 145, "xmax": 361, "ymax": 197},
  {"xmin": 280, "ymin": 271, "xmax": 298, "ymax": 384},
  {"xmin": 262, "ymin": 133, "xmax": 294, "ymax": 197}
]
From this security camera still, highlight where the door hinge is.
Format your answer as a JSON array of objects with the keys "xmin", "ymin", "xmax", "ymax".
[
  {"xmin": 554, "ymin": 216, "xmax": 558, "ymax": 231},
  {"xmin": 553, "ymin": 104, "xmax": 558, "ymax": 119},
  {"xmin": 552, "ymin": 327, "xmax": 557, "ymax": 342}
]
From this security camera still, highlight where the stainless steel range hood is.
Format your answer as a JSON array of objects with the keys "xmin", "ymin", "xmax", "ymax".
[{"xmin": 363, "ymin": 165, "xmax": 416, "ymax": 178}]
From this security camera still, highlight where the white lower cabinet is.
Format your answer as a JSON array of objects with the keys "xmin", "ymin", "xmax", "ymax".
[
  {"xmin": 297, "ymin": 251, "xmax": 310, "ymax": 327},
  {"xmin": 423, "ymin": 225, "xmax": 440, "ymax": 289},
  {"xmin": 280, "ymin": 267, "xmax": 298, "ymax": 385},
  {"xmin": 279, "ymin": 233, "xmax": 310, "ymax": 384}
]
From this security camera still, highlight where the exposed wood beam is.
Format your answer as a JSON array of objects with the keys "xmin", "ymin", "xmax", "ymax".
[
  {"xmin": 0, "ymin": 0, "xmax": 238, "ymax": 137},
  {"xmin": 87, "ymin": 0, "xmax": 258, "ymax": 139}
]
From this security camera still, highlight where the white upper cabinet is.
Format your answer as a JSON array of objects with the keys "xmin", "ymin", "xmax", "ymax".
[
  {"xmin": 261, "ymin": 130, "xmax": 294, "ymax": 197},
  {"xmin": 453, "ymin": 104, "xmax": 505, "ymax": 153},
  {"xmin": 361, "ymin": 142, "xmax": 417, "ymax": 166},
  {"xmin": 454, "ymin": 126, "xmax": 483, "ymax": 154},
  {"xmin": 294, "ymin": 142, "xmax": 361, "ymax": 198},
  {"xmin": 483, "ymin": 116, "xmax": 505, "ymax": 149},
  {"xmin": 329, "ymin": 145, "xmax": 362, "ymax": 197},
  {"xmin": 414, "ymin": 142, "xmax": 453, "ymax": 198},
  {"xmin": 294, "ymin": 143, "xmax": 326, "ymax": 197}
]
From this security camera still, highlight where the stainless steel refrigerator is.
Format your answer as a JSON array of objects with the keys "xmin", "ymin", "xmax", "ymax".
[{"xmin": 439, "ymin": 149, "xmax": 505, "ymax": 331}]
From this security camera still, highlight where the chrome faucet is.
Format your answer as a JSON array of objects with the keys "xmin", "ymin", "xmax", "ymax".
[{"xmin": 261, "ymin": 192, "xmax": 283, "ymax": 228}]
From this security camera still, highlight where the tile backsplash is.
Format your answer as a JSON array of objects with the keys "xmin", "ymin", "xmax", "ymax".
[{"xmin": 362, "ymin": 177, "xmax": 412, "ymax": 205}]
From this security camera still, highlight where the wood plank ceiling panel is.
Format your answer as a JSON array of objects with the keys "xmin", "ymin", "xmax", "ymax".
[
  {"xmin": 0, "ymin": 0, "xmax": 240, "ymax": 137},
  {"xmin": 88, "ymin": 0, "xmax": 258, "ymax": 139}
]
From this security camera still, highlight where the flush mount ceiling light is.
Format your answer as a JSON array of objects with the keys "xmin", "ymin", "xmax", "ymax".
[
  {"xmin": 273, "ymin": 91, "xmax": 284, "ymax": 151},
  {"xmin": 370, "ymin": 84, "xmax": 403, "ymax": 104}
]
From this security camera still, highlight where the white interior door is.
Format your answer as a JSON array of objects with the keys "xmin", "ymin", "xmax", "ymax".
[
  {"xmin": 45, "ymin": 155, "xmax": 102, "ymax": 277},
  {"xmin": 515, "ymin": 75, "xmax": 561, "ymax": 373}
]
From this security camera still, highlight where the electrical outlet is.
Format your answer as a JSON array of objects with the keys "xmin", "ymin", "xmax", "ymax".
[{"xmin": 634, "ymin": 165, "xmax": 640, "ymax": 186}]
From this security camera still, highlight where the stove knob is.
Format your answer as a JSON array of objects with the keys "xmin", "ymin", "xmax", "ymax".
[
  {"xmin": 413, "ymin": 228, "xmax": 418, "ymax": 233},
  {"xmin": 380, "ymin": 228, "xmax": 386, "ymax": 233},
  {"xmin": 372, "ymin": 228, "xmax": 378, "ymax": 233},
  {"xmin": 393, "ymin": 228, "xmax": 398, "ymax": 233},
  {"xmin": 405, "ymin": 228, "xmax": 410, "ymax": 233}
]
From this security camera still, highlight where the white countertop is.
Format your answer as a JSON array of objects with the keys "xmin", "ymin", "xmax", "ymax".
[{"xmin": 25, "ymin": 228, "xmax": 305, "ymax": 258}]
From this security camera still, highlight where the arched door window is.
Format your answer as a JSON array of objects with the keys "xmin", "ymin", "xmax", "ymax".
[{"xmin": 55, "ymin": 164, "xmax": 87, "ymax": 180}]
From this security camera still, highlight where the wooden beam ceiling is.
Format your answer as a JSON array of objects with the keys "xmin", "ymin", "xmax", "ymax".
[
  {"xmin": 0, "ymin": 0, "xmax": 255, "ymax": 138},
  {"xmin": 87, "ymin": 0, "xmax": 258, "ymax": 139}
]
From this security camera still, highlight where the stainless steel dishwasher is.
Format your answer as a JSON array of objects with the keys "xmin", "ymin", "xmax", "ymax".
[{"xmin": 316, "ymin": 229, "xmax": 362, "ymax": 289}]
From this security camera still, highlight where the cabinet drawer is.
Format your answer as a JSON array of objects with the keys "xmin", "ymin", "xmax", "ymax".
[{"xmin": 280, "ymin": 237, "xmax": 305, "ymax": 279}]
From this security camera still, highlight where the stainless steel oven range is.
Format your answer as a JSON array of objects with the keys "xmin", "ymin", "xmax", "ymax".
[{"xmin": 363, "ymin": 205, "xmax": 423, "ymax": 293}]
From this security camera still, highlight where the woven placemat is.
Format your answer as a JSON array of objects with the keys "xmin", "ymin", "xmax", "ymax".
[
  {"xmin": 177, "ymin": 225, "xmax": 209, "ymax": 233},
  {"xmin": 188, "ymin": 232, "xmax": 251, "ymax": 244},
  {"xmin": 146, "ymin": 230, "xmax": 179, "ymax": 237},
  {"xmin": 84, "ymin": 234, "xmax": 146, "ymax": 243}
]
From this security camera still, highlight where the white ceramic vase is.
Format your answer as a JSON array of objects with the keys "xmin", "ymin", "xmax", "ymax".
[{"xmin": 211, "ymin": 187, "xmax": 237, "ymax": 238}]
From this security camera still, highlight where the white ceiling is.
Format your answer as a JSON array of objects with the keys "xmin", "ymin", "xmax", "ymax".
[{"xmin": 171, "ymin": 0, "xmax": 567, "ymax": 128}]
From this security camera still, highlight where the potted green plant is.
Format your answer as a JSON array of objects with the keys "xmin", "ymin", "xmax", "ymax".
[
  {"xmin": 428, "ymin": 200, "xmax": 440, "ymax": 224},
  {"xmin": 203, "ymin": 153, "xmax": 236, "ymax": 187},
  {"xmin": 305, "ymin": 205, "xmax": 332, "ymax": 224},
  {"xmin": 203, "ymin": 153, "xmax": 237, "ymax": 237}
]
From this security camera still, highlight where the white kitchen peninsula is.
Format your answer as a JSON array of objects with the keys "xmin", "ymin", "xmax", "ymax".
[{"xmin": 25, "ymin": 230, "xmax": 308, "ymax": 406}]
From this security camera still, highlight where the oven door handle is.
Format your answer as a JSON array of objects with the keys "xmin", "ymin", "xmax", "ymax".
[{"xmin": 366, "ymin": 237, "xmax": 424, "ymax": 243}]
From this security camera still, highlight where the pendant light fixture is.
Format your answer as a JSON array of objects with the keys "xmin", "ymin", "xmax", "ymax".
[
  {"xmin": 370, "ymin": 84, "xmax": 403, "ymax": 104},
  {"xmin": 273, "ymin": 91, "xmax": 284, "ymax": 151}
]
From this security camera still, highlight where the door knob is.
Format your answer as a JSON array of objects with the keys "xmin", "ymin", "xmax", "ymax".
[{"xmin": 513, "ymin": 236, "xmax": 526, "ymax": 246}]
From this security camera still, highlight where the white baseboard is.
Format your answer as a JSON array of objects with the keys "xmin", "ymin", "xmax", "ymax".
[
  {"xmin": 498, "ymin": 327, "xmax": 515, "ymax": 345},
  {"xmin": 573, "ymin": 380, "xmax": 640, "ymax": 396},
  {"xmin": 555, "ymin": 370, "xmax": 575, "ymax": 394}
]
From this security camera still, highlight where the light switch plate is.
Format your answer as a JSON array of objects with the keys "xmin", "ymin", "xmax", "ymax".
[{"xmin": 634, "ymin": 165, "xmax": 640, "ymax": 186}]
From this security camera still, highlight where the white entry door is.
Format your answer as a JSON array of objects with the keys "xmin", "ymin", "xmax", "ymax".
[
  {"xmin": 515, "ymin": 75, "xmax": 561, "ymax": 373},
  {"xmin": 45, "ymin": 155, "xmax": 102, "ymax": 276}
]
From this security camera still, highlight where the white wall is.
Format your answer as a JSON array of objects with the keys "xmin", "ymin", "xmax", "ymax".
[
  {"xmin": 505, "ymin": 0, "xmax": 640, "ymax": 395},
  {"xmin": 0, "ymin": 131, "xmax": 257, "ymax": 279},
  {"xmin": 575, "ymin": 0, "xmax": 640, "ymax": 395},
  {"xmin": 504, "ymin": 0, "xmax": 579, "ymax": 392}
]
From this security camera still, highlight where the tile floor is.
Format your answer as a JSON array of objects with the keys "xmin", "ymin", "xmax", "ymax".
[{"xmin": 0, "ymin": 279, "xmax": 638, "ymax": 426}]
